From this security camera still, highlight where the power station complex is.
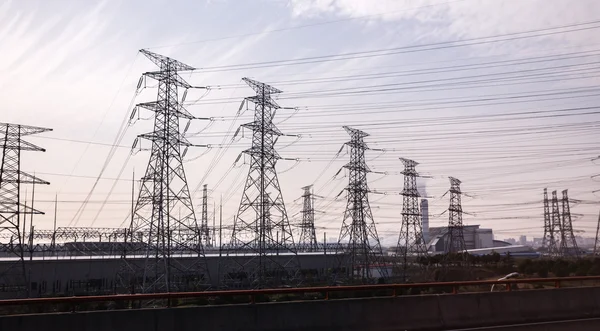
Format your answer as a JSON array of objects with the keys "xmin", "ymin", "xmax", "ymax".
[{"xmin": 0, "ymin": 50, "xmax": 583, "ymax": 299}]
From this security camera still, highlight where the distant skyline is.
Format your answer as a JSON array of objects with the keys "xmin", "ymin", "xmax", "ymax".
[{"xmin": 1, "ymin": 0, "xmax": 599, "ymax": 246}]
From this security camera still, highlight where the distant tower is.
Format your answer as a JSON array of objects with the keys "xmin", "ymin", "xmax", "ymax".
[
  {"xmin": 396, "ymin": 158, "xmax": 428, "ymax": 278},
  {"xmin": 445, "ymin": 177, "xmax": 467, "ymax": 254},
  {"xmin": 421, "ymin": 199, "xmax": 430, "ymax": 246},
  {"xmin": 560, "ymin": 189, "xmax": 579, "ymax": 257},
  {"xmin": 542, "ymin": 188, "xmax": 554, "ymax": 249},
  {"xmin": 0, "ymin": 123, "xmax": 51, "ymax": 297},
  {"xmin": 200, "ymin": 184, "xmax": 211, "ymax": 246},
  {"xmin": 594, "ymin": 210, "xmax": 600, "ymax": 255},
  {"xmin": 226, "ymin": 78, "xmax": 300, "ymax": 288},
  {"xmin": 337, "ymin": 126, "xmax": 387, "ymax": 281},
  {"xmin": 549, "ymin": 190, "xmax": 562, "ymax": 256},
  {"xmin": 298, "ymin": 185, "xmax": 318, "ymax": 251}
]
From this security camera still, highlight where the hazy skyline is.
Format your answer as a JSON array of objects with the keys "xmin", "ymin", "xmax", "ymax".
[{"xmin": 1, "ymin": 0, "xmax": 599, "ymax": 246}]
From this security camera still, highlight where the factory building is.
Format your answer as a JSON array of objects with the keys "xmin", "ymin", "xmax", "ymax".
[{"xmin": 427, "ymin": 225, "xmax": 495, "ymax": 253}]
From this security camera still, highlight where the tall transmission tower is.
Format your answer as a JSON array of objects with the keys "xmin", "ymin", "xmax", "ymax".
[
  {"xmin": 226, "ymin": 78, "xmax": 299, "ymax": 288},
  {"xmin": 0, "ymin": 123, "xmax": 51, "ymax": 296},
  {"xmin": 120, "ymin": 50, "xmax": 209, "ymax": 293},
  {"xmin": 336, "ymin": 126, "xmax": 387, "ymax": 282},
  {"xmin": 200, "ymin": 184, "xmax": 211, "ymax": 247},
  {"xmin": 548, "ymin": 190, "xmax": 562, "ymax": 256},
  {"xmin": 298, "ymin": 185, "xmax": 318, "ymax": 251},
  {"xmin": 396, "ymin": 158, "xmax": 428, "ymax": 278},
  {"xmin": 445, "ymin": 177, "xmax": 467, "ymax": 255},
  {"xmin": 542, "ymin": 188, "xmax": 554, "ymax": 250},
  {"xmin": 560, "ymin": 189, "xmax": 580, "ymax": 257},
  {"xmin": 594, "ymin": 210, "xmax": 600, "ymax": 255}
]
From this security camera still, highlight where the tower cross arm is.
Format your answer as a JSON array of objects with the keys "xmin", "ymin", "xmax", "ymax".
[
  {"xmin": 140, "ymin": 49, "xmax": 195, "ymax": 71},
  {"xmin": 242, "ymin": 77, "xmax": 282, "ymax": 95},
  {"xmin": 143, "ymin": 71, "xmax": 192, "ymax": 89}
]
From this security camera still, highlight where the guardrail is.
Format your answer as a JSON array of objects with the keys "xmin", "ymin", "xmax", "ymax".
[{"xmin": 1, "ymin": 275, "xmax": 599, "ymax": 315}]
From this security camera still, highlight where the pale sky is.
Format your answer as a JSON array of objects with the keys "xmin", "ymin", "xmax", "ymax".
[{"xmin": 1, "ymin": 0, "xmax": 600, "ymax": 246}]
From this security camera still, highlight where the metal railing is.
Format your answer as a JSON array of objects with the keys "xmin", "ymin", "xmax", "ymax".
[{"xmin": 0, "ymin": 275, "xmax": 599, "ymax": 315}]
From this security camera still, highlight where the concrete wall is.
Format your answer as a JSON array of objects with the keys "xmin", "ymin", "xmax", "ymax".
[{"xmin": 2, "ymin": 287, "xmax": 600, "ymax": 331}]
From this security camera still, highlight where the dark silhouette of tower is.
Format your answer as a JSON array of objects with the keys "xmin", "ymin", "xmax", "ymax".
[
  {"xmin": 0, "ymin": 123, "xmax": 51, "ymax": 297},
  {"xmin": 396, "ymin": 158, "xmax": 428, "ymax": 278},
  {"xmin": 298, "ymin": 185, "xmax": 318, "ymax": 251},
  {"xmin": 594, "ymin": 210, "xmax": 600, "ymax": 255},
  {"xmin": 542, "ymin": 188, "xmax": 554, "ymax": 250},
  {"xmin": 200, "ymin": 184, "xmax": 210, "ymax": 246},
  {"xmin": 120, "ymin": 50, "xmax": 209, "ymax": 293},
  {"xmin": 549, "ymin": 190, "xmax": 562, "ymax": 256},
  {"xmin": 226, "ymin": 78, "xmax": 299, "ymax": 288},
  {"xmin": 337, "ymin": 126, "xmax": 387, "ymax": 282},
  {"xmin": 560, "ymin": 189, "xmax": 579, "ymax": 257},
  {"xmin": 445, "ymin": 177, "xmax": 466, "ymax": 254}
]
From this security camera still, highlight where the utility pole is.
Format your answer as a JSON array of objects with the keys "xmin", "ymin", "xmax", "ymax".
[
  {"xmin": 549, "ymin": 190, "xmax": 562, "ymax": 257},
  {"xmin": 396, "ymin": 158, "xmax": 428, "ymax": 279},
  {"xmin": 212, "ymin": 202, "xmax": 216, "ymax": 248},
  {"xmin": 337, "ymin": 126, "xmax": 387, "ymax": 282},
  {"xmin": 298, "ymin": 185, "xmax": 318, "ymax": 251},
  {"xmin": 119, "ymin": 49, "xmax": 210, "ymax": 294},
  {"xmin": 29, "ymin": 179, "xmax": 36, "ymax": 260},
  {"xmin": 0, "ymin": 122, "xmax": 51, "ymax": 297},
  {"xmin": 226, "ymin": 78, "xmax": 300, "ymax": 288},
  {"xmin": 52, "ymin": 194, "xmax": 57, "ymax": 250},
  {"xmin": 560, "ymin": 189, "xmax": 579, "ymax": 257}
]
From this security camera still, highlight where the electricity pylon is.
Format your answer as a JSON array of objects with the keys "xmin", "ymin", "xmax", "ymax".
[
  {"xmin": 549, "ymin": 190, "xmax": 562, "ymax": 256},
  {"xmin": 200, "ymin": 184, "xmax": 211, "ymax": 246},
  {"xmin": 120, "ymin": 49, "xmax": 210, "ymax": 293},
  {"xmin": 298, "ymin": 185, "xmax": 318, "ymax": 251},
  {"xmin": 336, "ymin": 126, "xmax": 387, "ymax": 282},
  {"xmin": 542, "ymin": 188, "xmax": 554, "ymax": 250},
  {"xmin": 396, "ymin": 158, "xmax": 428, "ymax": 279},
  {"xmin": 560, "ymin": 189, "xmax": 579, "ymax": 257},
  {"xmin": 226, "ymin": 78, "xmax": 300, "ymax": 289},
  {"xmin": 445, "ymin": 177, "xmax": 467, "ymax": 254},
  {"xmin": 0, "ymin": 123, "xmax": 51, "ymax": 297},
  {"xmin": 593, "ymin": 210, "xmax": 600, "ymax": 255}
]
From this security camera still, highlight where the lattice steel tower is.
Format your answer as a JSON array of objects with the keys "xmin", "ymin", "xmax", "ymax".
[
  {"xmin": 0, "ymin": 123, "xmax": 51, "ymax": 296},
  {"xmin": 560, "ymin": 189, "xmax": 579, "ymax": 257},
  {"xmin": 593, "ymin": 210, "xmax": 600, "ymax": 255},
  {"xmin": 549, "ymin": 190, "xmax": 562, "ymax": 256},
  {"xmin": 445, "ymin": 177, "xmax": 467, "ymax": 254},
  {"xmin": 120, "ymin": 50, "xmax": 209, "ymax": 293},
  {"xmin": 396, "ymin": 158, "xmax": 427, "ymax": 276},
  {"xmin": 542, "ymin": 188, "xmax": 554, "ymax": 249},
  {"xmin": 337, "ymin": 126, "xmax": 387, "ymax": 281},
  {"xmin": 227, "ymin": 78, "xmax": 299, "ymax": 288},
  {"xmin": 298, "ymin": 185, "xmax": 318, "ymax": 251},
  {"xmin": 200, "ymin": 184, "xmax": 210, "ymax": 246}
]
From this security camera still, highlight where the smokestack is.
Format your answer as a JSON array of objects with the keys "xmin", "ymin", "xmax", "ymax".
[
  {"xmin": 416, "ymin": 177, "xmax": 427, "ymax": 197},
  {"xmin": 421, "ymin": 199, "xmax": 429, "ymax": 245}
]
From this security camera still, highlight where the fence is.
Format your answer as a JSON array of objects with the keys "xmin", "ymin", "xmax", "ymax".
[{"xmin": 1, "ymin": 275, "xmax": 599, "ymax": 315}]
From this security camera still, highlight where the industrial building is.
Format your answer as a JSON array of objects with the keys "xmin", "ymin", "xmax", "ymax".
[{"xmin": 427, "ymin": 225, "xmax": 496, "ymax": 253}]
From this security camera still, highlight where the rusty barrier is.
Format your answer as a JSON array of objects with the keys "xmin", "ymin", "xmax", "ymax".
[{"xmin": 0, "ymin": 275, "xmax": 599, "ymax": 315}]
